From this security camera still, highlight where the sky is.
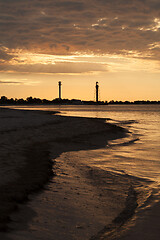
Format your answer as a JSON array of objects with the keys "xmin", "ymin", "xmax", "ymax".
[{"xmin": 0, "ymin": 0, "xmax": 160, "ymax": 101}]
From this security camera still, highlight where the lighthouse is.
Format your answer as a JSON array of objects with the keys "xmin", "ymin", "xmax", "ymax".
[
  {"xmin": 58, "ymin": 81, "xmax": 62, "ymax": 100},
  {"xmin": 96, "ymin": 82, "xmax": 99, "ymax": 103}
]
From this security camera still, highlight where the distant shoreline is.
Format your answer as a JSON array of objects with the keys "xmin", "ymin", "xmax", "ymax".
[
  {"xmin": 0, "ymin": 95, "xmax": 160, "ymax": 106},
  {"xmin": 0, "ymin": 102, "xmax": 160, "ymax": 106}
]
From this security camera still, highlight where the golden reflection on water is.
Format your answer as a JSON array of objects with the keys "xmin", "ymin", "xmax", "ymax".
[{"xmin": 8, "ymin": 104, "xmax": 160, "ymax": 183}]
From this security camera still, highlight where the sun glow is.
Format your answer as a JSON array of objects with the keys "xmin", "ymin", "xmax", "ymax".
[
  {"xmin": 138, "ymin": 18, "xmax": 160, "ymax": 32},
  {"xmin": 2, "ymin": 49, "xmax": 159, "ymax": 75},
  {"xmin": 11, "ymin": 52, "xmax": 77, "ymax": 65}
]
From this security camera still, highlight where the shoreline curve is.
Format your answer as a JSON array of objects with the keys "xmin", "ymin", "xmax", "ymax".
[{"xmin": 0, "ymin": 107, "xmax": 127, "ymax": 232}]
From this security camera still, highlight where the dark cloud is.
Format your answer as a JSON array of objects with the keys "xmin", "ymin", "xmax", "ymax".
[
  {"xmin": 54, "ymin": 1, "xmax": 85, "ymax": 11},
  {"xmin": 0, "ymin": 0, "xmax": 159, "ymax": 61},
  {"xmin": 0, "ymin": 49, "xmax": 13, "ymax": 61}
]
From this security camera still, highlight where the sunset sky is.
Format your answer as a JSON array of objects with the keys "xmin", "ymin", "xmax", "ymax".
[{"xmin": 0, "ymin": 0, "xmax": 160, "ymax": 101}]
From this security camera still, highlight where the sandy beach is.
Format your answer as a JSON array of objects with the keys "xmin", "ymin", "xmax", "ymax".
[{"xmin": 0, "ymin": 107, "xmax": 159, "ymax": 240}]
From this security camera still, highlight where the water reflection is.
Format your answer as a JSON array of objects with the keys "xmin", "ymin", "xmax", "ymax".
[{"xmin": 6, "ymin": 104, "xmax": 160, "ymax": 183}]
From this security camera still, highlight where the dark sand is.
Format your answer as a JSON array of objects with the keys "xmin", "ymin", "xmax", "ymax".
[{"xmin": 0, "ymin": 107, "xmax": 126, "ymax": 232}]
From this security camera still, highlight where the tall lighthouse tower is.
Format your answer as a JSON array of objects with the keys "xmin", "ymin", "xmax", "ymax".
[
  {"xmin": 58, "ymin": 81, "xmax": 62, "ymax": 100},
  {"xmin": 96, "ymin": 82, "xmax": 99, "ymax": 103}
]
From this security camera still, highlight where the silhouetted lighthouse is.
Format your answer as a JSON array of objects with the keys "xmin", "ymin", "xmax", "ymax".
[
  {"xmin": 58, "ymin": 81, "xmax": 62, "ymax": 99},
  {"xmin": 96, "ymin": 82, "xmax": 99, "ymax": 103}
]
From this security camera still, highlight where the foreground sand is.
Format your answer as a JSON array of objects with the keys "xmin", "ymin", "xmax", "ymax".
[{"xmin": 0, "ymin": 107, "xmax": 126, "ymax": 233}]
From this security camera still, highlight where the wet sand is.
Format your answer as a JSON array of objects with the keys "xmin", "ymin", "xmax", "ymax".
[
  {"xmin": 118, "ymin": 200, "xmax": 160, "ymax": 240},
  {"xmin": 0, "ymin": 107, "xmax": 126, "ymax": 234}
]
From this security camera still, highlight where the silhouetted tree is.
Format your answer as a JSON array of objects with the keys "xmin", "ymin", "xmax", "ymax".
[{"xmin": 0, "ymin": 96, "xmax": 8, "ymax": 103}]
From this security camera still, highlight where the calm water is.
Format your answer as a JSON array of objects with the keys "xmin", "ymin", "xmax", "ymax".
[{"xmin": 11, "ymin": 104, "xmax": 160, "ymax": 184}]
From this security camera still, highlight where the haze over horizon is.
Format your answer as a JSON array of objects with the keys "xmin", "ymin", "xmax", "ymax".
[{"xmin": 0, "ymin": 0, "xmax": 160, "ymax": 101}]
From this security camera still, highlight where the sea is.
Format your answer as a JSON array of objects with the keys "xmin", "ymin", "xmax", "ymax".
[
  {"xmin": 12, "ymin": 104, "xmax": 160, "ymax": 183},
  {"xmin": 4, "ymin": 104, "xmax": 160, "ymax": 240}
]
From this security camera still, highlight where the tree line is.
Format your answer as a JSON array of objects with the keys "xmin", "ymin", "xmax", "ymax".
[{"xmin": 0, "ymin": 96, "xmax": 160, "ymax": 105}]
